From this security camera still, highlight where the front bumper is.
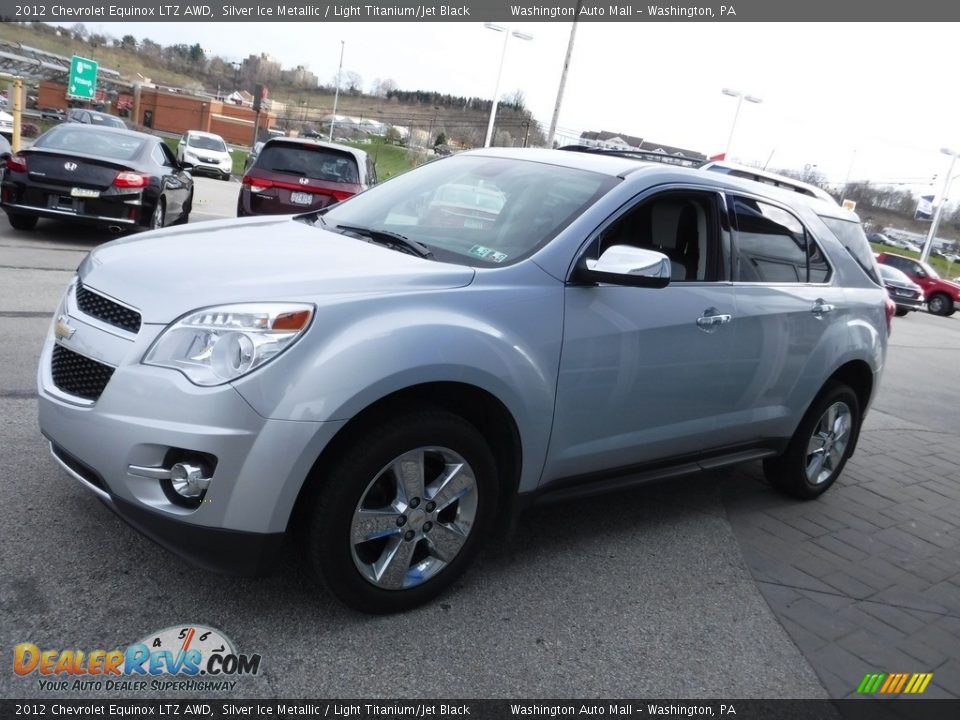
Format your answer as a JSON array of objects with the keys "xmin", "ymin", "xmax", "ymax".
[
  {"xmin": 38, "ymin": 282, "xmax": 346, "ymax": 574},
  {"xmin": 48, "ymin": 442, "xmax": 284, "ymax": 576}
]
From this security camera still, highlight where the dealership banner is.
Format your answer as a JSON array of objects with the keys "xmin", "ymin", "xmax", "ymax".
[
  {"xmin": 1, "ymin": 700, "xmax": 960, "ymax": 719},
  {"xmin": 3, "ymin": 0, "xmax": 960, "ymax": 22}
]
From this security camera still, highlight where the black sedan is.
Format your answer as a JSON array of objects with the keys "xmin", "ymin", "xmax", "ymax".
[
  {"xmin": 1, "ymin": 124, "xmax": 193, "ymax": 232},
  {"xmin": 877, "ymin": 263, "xmax": 924, "ymax": 316}
]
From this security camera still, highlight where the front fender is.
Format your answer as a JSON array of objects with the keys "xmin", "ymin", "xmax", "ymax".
[{"xmin": 231, "ymin": 285, "xmax": 565, "ymax": 494}]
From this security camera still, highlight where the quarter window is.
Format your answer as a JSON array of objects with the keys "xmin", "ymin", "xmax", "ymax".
[{"xmin": 732, "ymin": 198, "xmax": 829, "ymax": 283}]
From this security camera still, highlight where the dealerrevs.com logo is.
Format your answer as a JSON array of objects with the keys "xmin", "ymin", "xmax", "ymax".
[{"xmin": 13, "ymin": 625, "xmax": 262, "ymax": 693}]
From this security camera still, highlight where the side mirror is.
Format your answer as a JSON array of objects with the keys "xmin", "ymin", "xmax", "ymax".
[
  {"xmin": 914, "ymin": 269, "xmax": 926, "ymax": 278},
  {"xmin": 179, "ymin": 161, "xmax": 194, "ymax": 171},
  {"xmin": 575, "ymin": 245, "xmax": 672, "ymax": 288}
]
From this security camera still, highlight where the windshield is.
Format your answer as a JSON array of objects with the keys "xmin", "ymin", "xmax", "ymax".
[
  {"xmin": 919, "ymin": 260, "xmax": 940, "ymax": 279},
  {"xmin": 319, "ymin": 155, "xmax": 616, "ymax": 266},
  {"xmin": 35, "ymin": 127, "xmax": 144, "ymax": 161},
  {"xmin": 188, "ymin": 135, "xmax": 227, "ymax": 152}
]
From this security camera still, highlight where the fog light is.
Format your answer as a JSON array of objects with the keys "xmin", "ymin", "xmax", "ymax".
[{"xmin": 170, "ymin": 462, "xmax": 211, "ymax": 498}]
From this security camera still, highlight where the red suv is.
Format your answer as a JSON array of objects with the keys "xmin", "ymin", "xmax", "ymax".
[
  {"xmin": 876, "ymin": 252, "xmax": 960, "ymax": 316},
  {"xmin": 237, "ymin": 138, "xmax": 375, "ymax": 217}
]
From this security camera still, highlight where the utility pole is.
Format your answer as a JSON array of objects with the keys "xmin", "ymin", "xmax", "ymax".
[
  {"xmin": 547, "ymin": 0, "xmax": 581, "ymax": 149},
  {"xmin": 921, "ymin": 148, "xmax": 959, "ymax": 264},
  {"xmin": 329, "ymin": 40, "xmax": 344, "ymax": 142},
  {"xmin": 10, "ymin": 77, "xmax": 22, "ymax": 152}
]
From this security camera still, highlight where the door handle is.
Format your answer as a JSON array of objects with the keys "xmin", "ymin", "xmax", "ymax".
[
  {"xmin": 696, "ymin": 308, "xmax": 733, "ymax": 332},
  {"xmin": 811, "ymin": 299, "xmax": 835, "ymax": 317}
]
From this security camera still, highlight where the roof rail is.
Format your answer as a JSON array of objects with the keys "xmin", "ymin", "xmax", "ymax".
[
  {"xmin": 700, "ymin": 161, "xmax": 838, "ymax": 205},
  {"xmin": 558, "ymin": 145, "xmax": 706, "ymax": 168}
]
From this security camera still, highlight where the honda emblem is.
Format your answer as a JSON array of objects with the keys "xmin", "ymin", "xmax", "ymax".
[{"xmin": 64, "ymin": 162, "xmax": 78, "ymax": 171}]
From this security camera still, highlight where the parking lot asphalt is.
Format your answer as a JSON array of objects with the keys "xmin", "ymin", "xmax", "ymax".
[{"xmin": 0, "ymin": 179, "xmax": 955, "ymax": 700}]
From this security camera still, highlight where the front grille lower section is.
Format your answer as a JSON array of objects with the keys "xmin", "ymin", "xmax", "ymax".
[
  {"xmin": 76, "ymin": 282, "xmax": 142, "ymax": 334},
  {"xmin": 51, "ymin": 344, "xmax": 115, "ymax": 401}
]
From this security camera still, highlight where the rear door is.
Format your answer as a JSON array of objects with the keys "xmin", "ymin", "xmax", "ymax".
[{"xmin": 726, "ymin": 195, "xmax": 842, "ymax": 444}]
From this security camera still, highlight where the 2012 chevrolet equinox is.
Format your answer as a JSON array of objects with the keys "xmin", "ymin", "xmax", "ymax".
[{"xmin": 39, "ymin": 148, "xmax": 891, "ymax": 613}]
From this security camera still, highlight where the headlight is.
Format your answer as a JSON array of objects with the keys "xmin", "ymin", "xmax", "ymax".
[{"xmin": 143, "ymin": 303, "xmax": 314, "ymax": 386}]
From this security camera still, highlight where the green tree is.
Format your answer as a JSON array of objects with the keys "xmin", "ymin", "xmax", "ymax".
[{"xmin": 434, "ymin": 131, "xmax": 447, "ymax": 148}]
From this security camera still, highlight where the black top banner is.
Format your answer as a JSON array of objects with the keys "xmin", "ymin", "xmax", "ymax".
[{"xmin": 2, "ymin": 0, "xmax": 960, "ymax": 22}]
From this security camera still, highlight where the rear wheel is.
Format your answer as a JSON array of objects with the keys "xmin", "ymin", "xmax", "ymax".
[
  {"xmin": 173, "ymin": 190, "xmax": 193, "ymax": 225},
  {"xmin": 928, "ymin": 293, "xmax": 953, "ymax": 316},
  {"xmin": 764, "ymin": 382, "xmax": 860, "ymax": 499},
  {"xmin": 148, "ymin": 198, "xmax": 165, "ymax": 230},
  {"xmin": 7, "ymin": 213, "xmax": 38, "ymax": 231},
  {"xmin": 307, "ymin": 409, "xmax": 498, "ymax": 614}
]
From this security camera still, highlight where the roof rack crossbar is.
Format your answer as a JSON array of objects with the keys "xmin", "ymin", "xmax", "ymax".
[{"xmin": 558, "ymin": 145, "xmax": 706, "ymax": 167}]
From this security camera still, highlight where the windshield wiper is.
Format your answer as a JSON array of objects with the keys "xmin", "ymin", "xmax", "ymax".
[{"xmin": 333, "ymin": 224, "xmax": 435, "ymax": 259}]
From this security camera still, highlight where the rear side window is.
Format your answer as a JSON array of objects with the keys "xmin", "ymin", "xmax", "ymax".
[
  {"xmin": 255, "ymin": 143, "xmax": 359, "ymax": 184},
  {"xmin": 819, "ymin": 216, "xmax": 881, "ymax": 285},
  {"xmin": 732, "ymin": 197, "xmax": 830, "ymax": 283}
]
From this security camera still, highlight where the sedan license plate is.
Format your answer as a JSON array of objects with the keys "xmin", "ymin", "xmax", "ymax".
[
  {"xmin": 70, "ymin": 188, "xmax": 100, "ymax": 199},
  {"xmin": 895, "ymin": 289, "xmax": 913, "ymax": 297},
  {"xmin": 290, "ymin": 191, "xmax": 313, "ymax": 205}
]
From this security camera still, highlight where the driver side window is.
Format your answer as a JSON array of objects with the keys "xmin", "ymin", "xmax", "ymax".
[{"xmin": 596, "ymin": 190, "xmax": 724, "ymax": 282}]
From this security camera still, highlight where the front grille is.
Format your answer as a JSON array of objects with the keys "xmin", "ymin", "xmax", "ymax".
[
  {"xmin": 76, "ymin": 282, "xmax": 141, "ymax": 333},
  {"xmin": 51, "ymin": 344, "xmax": 115, "ymax": 401}
]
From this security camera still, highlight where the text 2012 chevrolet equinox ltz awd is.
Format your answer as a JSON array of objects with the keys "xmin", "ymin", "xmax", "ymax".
[{"xmin": 39, "ymin": 149, "xmax": 891, "ymax": 613}]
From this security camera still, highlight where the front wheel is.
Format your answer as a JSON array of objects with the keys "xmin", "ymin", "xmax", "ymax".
[
  {"xmin": 307, "ymin": 410, "xmax": 498, "ymax": 613},
  {"xmin": 763, "ymin": 382, "xmax": 860, "ymax": 499},
  {"xmin": 928, "ymin": 293, "xmax": 953, "ymax": 316}
]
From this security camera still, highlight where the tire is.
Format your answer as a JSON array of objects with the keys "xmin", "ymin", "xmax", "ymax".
[
  {"xmin": 894, "ymin": 308, "xmax": 910, "ymax": 317},
  {"xmin": 307, "ymin": 409, "xmax": 499, "ymax": 614},
  {"xmin": 928, "ymin": 293, "xmax": 953, "ymax": 316},
  {"xmin": 221, "ymin": 172, "xmax": 232, "ymax": 182},
  {"xmin": 173, "ymin": 190, "xmax": 193, "ymax": 225},
  {"xmin": 7, "ymin": 213, "xmax": 38, "ymax": 231},
  {"xmin": 148, "ymin": 197, "xmax": 165, "ymax": 230},
  {"xmin": 763, "ymin": 382, "xmax": 860, "ymax": 500}
]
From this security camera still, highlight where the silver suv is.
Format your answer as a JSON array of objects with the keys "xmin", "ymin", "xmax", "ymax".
[{"xmin": 38, "ymin": 149, "xmax": 891, "ymax": 613}]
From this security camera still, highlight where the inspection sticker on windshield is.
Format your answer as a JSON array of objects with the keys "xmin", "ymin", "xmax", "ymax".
[
  {"xmin": 469, "ymin": 245, "xmax": 493, "ymax": 258},
  {"xmin": 489, "ymin": 251, "xmax": 508, "ymax": 263}
]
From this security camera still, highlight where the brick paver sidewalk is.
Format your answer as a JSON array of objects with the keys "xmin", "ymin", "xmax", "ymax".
[{"xmin": 721, "ymin": 412, "xmax": 960, "ymax": 698}]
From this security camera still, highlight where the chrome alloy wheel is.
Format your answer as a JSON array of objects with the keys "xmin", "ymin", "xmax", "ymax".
[
  {"xmin": 805, "ymin": 401, "xmax": 852, "ymax": 485},
  {"xmin": 350, "ymin": 447, "xmax": 478, "ymax": 590}
]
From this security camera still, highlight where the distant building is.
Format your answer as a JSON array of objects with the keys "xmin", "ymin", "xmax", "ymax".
[
  {"xmin": 282, "ymin": 65, "xmax": 318, "ymax": 89},
  {"xmin": 241, "ymin": 53, "xmax": 282, "ymax": 83},
  {"xmin": 579, "ymin": 130, "xmax": 705, "ymax": 162}
]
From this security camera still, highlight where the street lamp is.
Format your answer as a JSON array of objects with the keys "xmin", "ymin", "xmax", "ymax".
[
  {"xmin": 329, "ymin": 40, "xmax": 345, "ymax": 142},
  {"xmin": 721, "ymin": 87, "xmax": 762, "ymax": 158},
  {"xmin": 483, "ymin": 23, "xmax": 532, "ymax": 148},
  {"xmin": 920, "ymin": 147, "xmax": 959, "ymax": 263}
]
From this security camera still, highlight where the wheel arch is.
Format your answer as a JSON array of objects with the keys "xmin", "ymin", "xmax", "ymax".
[
  {"xmin": 822, "ymin": 359, "xmax": 874, "ymax": 456},
  {"xmin": 288, "ymin": 381, "xmax": 524, "ymax": 540}
]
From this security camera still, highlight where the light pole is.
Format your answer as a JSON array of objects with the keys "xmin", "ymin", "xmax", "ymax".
[
  {"xmin": 721, "ymin": 87, "xmax": 762, "ymax": 158},
  {"xmin": 483, "ymin": 23, "xmax": 532, "ymax": 148},
  {"xmin": 329, "ymin": 40, "xmax": 345, "ymax": 142},
  {"xmin": 547, "ymin": 0, "xmax": 582, "ymax": 149},
  {"xmin": 920, "ymin": 147, "xmax": 959, "ymax": 263}
]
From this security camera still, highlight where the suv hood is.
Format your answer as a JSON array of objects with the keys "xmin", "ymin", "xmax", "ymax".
[{"xmin": 78, "ymin": 216, "xmax": 475, "ymax": 324}]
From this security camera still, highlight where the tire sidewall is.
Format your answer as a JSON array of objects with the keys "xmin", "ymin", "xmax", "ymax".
[
  {"xmin": 929, "ymin": 294, "xmax": 951, "ymax": 316},
  {"xmin": 149, "ymin": 198, "xmax": 165, "ymax": 229},
  {"xmin": 770, "ymin": 383, "xmax": 860, "ymax": 499},
  {"xmin": 309, "ymin": 411, "xmax": 499, "ymax": 614}
]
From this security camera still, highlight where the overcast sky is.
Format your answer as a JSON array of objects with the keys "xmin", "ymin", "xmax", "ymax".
[{"xmin": 58, "ymin": 21, "xmax": 960, "ymax": 194}]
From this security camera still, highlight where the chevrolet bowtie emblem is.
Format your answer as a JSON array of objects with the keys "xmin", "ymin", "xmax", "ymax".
[{"xmin": 54, "ymin": 315, "xmax": 76, "ymax": 341}]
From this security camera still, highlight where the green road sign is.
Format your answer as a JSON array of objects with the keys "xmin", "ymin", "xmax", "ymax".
[{"xmin": 68, "ymin": 55, "xmax": 98, "ymax": 101}]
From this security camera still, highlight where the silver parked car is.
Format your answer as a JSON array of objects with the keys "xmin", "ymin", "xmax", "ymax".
[{"xmin": 38, "ymin": 148, "xmax": 891, "ymax": 613}]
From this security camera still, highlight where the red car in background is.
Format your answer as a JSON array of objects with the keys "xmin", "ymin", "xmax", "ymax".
[
  {"xmin": 237, "ymin": 138, "xmax": 375, "ymax": 217},
  {"xmin": 876, "ymin": 251, "xmax": 960, "ymax": 316}
]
